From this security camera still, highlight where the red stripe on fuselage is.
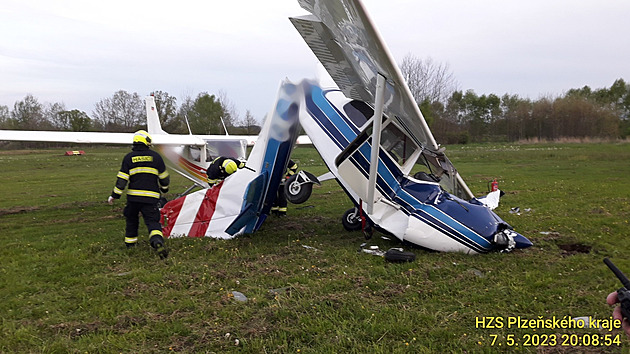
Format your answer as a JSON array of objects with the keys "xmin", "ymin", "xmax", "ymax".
[
  {"xmin": 188, "ymin": 183, "xmax": 223, "ymax": 237},
  {"xmin": 177, "ymin": 156, "xmax": 207, "ymax": 181},
  {"xmin": 161, "ymin": 196, "xmax": 186, "ymax": 237}
]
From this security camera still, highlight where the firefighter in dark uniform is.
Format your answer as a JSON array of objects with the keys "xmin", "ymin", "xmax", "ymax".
[
  {"xmin": 272, "ymin": 159, "xmax": 298, "ymax": 216},
  {"xmin": 206, "ymin": 156, "xmax": 245, "ymax": 186},
  {"xmin": 107, "ymin": 130, "xmax": 170, "ymax": 259}
]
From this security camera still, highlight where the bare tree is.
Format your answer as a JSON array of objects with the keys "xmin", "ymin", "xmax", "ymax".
[
  {"xmin": 217, "ymin": 90, "xmax": 238, "ymax": 131},
  {"xmin": 93, "ymin": 90, "xmax": 144, "ymax": 132},
  {"xmin": 239, "ymin": 109, "xmax": 260, "ymax": 135},
  {"xmin": 177, "ymin": 94, "xmax": 195, "ymax": 134},
  {"xmin": 44, "ymin": 102, "xmax": 67, "ymax": 130},
  {"xmin": 400, "ymin": 54, "xmax": 459, "ymax": 104},
  {"xmin": 0, "ymin": 105, "xmax": 10, "ymax": 128}
]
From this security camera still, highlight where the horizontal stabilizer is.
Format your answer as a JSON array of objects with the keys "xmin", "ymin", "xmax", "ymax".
[
  {"xmin": 225, "ymin": 203, "xmax": 256, "ymax": 235},
  {"xmin": 225, "ymin": 172, "xmax": 268, "ymax": 235}
]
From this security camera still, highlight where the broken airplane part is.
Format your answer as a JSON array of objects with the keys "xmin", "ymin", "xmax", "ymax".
[
  {"xmin": 285, "ymin": 0, "xmax": 532, "ymax": 253},
  {"xmin": 160, "ymin": 80, "xmax": 306, "ymax": 238}
]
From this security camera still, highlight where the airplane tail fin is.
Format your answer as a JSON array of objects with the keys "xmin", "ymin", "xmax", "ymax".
[{"xmin": 146, "ymin": 96, "xmax": 166, "ymax": 135}]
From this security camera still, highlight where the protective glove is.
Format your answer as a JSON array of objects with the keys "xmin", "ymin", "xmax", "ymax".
[{"xmin": 107, "ymin": 196, "xmax": 115, "ymax": 205}]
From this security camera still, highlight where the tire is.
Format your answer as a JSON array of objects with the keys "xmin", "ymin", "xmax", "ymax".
[
  {"xmin": 384, "ymin": 248, "xmax": 416, "ymax": 263},
  {"xmin": 342, "ymin": 208, "xmax": 362, "ymax": 231},
  {"xmin": 284, "ymin": 174, "xmax": 313, "ymax": 204}
]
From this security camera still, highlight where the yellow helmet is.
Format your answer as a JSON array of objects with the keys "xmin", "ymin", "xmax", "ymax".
[
  {"xmin": 133, "ymin": 130, "xmax": 152, "ymax": 146},
  {"xmin": 222, "ymin": 160, "xmax": 238, "ymax": 175}
]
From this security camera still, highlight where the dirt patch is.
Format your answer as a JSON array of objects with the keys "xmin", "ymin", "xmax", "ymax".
[
  {"xmin": 558, "ymin": 243, "xmax": 592, "ymax": 255},
  {"xmin": 0, "ymin": 206, "xmax": 40, "ymax": 216},
  {"xmin": 280, "ymin": 220, "xmax": 305, "ymax": 231}
]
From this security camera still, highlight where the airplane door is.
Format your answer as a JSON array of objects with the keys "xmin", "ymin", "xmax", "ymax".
[{"xmin": 334, "ymin": 121, "xmax": 399, "ymax": 210}]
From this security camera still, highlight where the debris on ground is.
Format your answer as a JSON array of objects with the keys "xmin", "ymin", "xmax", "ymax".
[
  {"xmin": 301, "ymin": 244, "xmax": 321, "ymax": 251},
  {"xmin": 231, "ymin": 291, "xmax": 248, "ymax": 302}
]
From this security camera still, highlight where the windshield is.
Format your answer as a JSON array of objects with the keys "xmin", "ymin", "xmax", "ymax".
[
  {"xmin": 381, "ymin": 122, "xmax": 418, "ymax": 167},
  {"xmin": 380, "ymin": 121, "xmax": 468, "ymax": 199}
]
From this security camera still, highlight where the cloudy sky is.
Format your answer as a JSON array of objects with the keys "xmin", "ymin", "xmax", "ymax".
[{"xmin": 1, "ymin": 0, "xmax": 629, "ymax": 122}]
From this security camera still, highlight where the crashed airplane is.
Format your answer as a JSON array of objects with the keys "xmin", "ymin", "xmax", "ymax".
[
  {"xmin": 280, "ymin": 0, "xmax": 533, "ymax": 253},
  {"xmin": 161, "ymin": 0, "xmax": 532, "ymax": 254}
]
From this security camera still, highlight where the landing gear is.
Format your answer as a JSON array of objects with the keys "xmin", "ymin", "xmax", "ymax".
[
  {"xmin": 342, "ymin": 208, "xmax": 362, "ymax": 231},
  {"xmin": 285, "ymin": 170, "xmax": 320, "ymax": 204},
  {"xmin": 342, "ymin": 207, "xmax": 373, "ymax": 239}
]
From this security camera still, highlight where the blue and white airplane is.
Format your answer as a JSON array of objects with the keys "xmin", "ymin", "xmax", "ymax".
[{"xmin": 282, "ymin": 0, "xmax": 532, "ymax": 253}]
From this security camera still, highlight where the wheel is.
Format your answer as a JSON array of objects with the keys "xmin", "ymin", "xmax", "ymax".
[
  {"xmin": 342, "ymin": 208, "xmax": 362, "ymax": 231},
  {"xmin": 284, "ymin": 174, "xmax": 313, "ymax": 204},
  {"xmin": 384, "ymin": 248, "xmax": 416, "ymax": 263}
]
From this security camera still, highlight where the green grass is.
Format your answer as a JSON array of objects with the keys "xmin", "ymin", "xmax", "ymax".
[{"xmin": 1, "ymin": 143, "xmax": 630, "ymax": 353}]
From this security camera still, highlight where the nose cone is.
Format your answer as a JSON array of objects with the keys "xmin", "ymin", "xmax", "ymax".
[{"xmin": 513, "ymin": 232, "xmax": 533, "ymax": 249}]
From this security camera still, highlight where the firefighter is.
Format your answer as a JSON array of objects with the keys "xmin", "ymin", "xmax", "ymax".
[
  {"xmin": 272, "ymin": 159, "xmax": 298, "ymax": 216},
  {"xmin": 107, "ymin": 130, "xmax": 170, "ymax": 259},
  {"xmin": 206, "ymin": 156, "xmax": 245, "ymax": 186}
]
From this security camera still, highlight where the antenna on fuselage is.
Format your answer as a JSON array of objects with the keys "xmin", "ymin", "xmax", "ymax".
[
  {"xmin": 184, "ymin": 113, "xmax": 193, "ymax": 135},
  {"xmin": 220, "ymin": 116, "xmax": 229, "ymax": 136}
]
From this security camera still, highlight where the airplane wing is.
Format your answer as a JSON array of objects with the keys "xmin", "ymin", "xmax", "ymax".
[
  {"xmin": 0, "ymin": 129, "xmax": 206, "ymax": 146},
  {"xmin": 1, "ymin": 95, "xmax": 307, "ymax": 148},
  {"xmin": 290, "ymin": 0, "xmax": 473, "ymax": 199}
]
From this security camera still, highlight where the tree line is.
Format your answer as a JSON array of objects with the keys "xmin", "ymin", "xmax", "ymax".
[
  {"xmin": 423, "ymin": 79, "xmax": 630, "ymax": 144},
  {"xmin": 0, "ymin": 90, "xmax": 260, "ymax": 136},
  {"xmin": 400, "ymin": 55, "xmax": 630, "ymax": 143},
  {"xmin": 2, "ymin": 55, "xmax": 628, "ymax": 144}
]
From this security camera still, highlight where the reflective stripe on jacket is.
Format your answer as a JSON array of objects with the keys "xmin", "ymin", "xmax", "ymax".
[{"xmin": 111, "ymin": 144, "xmax": 169, "ymax": 203}]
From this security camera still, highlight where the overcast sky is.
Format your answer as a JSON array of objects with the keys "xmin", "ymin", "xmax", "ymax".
[{"xmin": 1, "ymin": 0, "xmax": 629, "ymax": 122}]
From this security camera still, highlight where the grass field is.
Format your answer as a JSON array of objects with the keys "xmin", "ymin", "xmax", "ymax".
[{"xmin": 1, "ymin": 142, "xmax": 630, "ymax": 353}]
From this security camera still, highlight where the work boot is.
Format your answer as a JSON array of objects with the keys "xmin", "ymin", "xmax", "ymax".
[
  {"xmin": 125, "ymin": 242, "xmax": 136, "ymax": 249},
  {"xmin": 155, "ymin": 242, "xmax": 169, "ymax": 259},
  {"xmin": 150, "ymin": 235, "xmax": 169, "ymax": 259}
]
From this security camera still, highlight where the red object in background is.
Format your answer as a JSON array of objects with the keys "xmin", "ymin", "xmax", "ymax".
[
  {"xmin": 64, "ymin": 150, "xmax": 85, "ymax": 156},
  {"xmin": 490, "ymin": 179, "xmax": 498, "ymax": 192}
]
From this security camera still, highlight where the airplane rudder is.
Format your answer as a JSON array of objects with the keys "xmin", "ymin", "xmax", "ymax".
[{"xmin": 145, "ymin": 96, "xmax": 165, "ymax": 135}]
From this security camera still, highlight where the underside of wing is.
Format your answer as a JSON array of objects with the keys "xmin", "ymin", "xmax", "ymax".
[{"xmin": 291, "ymin": 0, "xmax": 436, "ymax": 150}]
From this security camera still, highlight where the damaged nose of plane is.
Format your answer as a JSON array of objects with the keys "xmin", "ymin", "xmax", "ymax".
[
  {"xmin": 514, "ymin": 233, "xmax": 534, "ymax": 249},
  {"xmin": 493, "ymin": 228, "xmax": 533, "ymax": 252}
]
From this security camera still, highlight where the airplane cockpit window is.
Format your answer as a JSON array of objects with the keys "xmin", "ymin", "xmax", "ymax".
[
  {"xmin": 205, "ymin": 147, "xmax": 215, "ymax": 162},
  {"xmin": 204, "ymin": 139, "xmax": 248, "ymax": 161},
  {"xmin": 188, "ymin": 146, "xmax": 201, "ymax": 162},
  {"xmin": 343, "ymin": 100, "xmax": 374, "ymax": 128},
  {"xmin": 380, "ymin": 122, "xmax": 418, "ymax": 167}
]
